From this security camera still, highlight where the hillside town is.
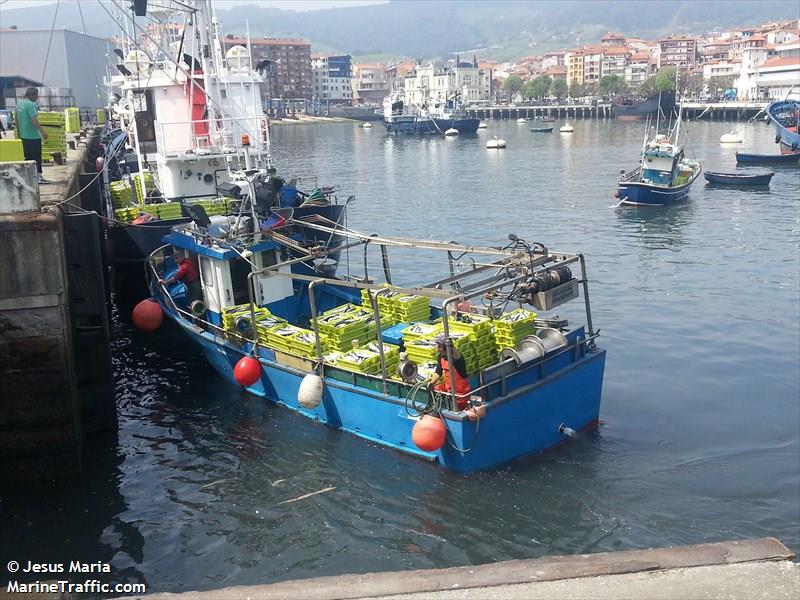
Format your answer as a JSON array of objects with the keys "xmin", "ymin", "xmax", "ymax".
[{"xmin": 0, "ymin": 16, "xmax": 797, "ymax": 115}]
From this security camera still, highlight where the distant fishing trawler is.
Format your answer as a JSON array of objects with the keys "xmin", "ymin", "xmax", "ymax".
[
  {"xmin": 382, "ymin": 89, "xmax": 479, "ymax": 135},
  {"xmin": 614, "ymin": 91, "xmax": 676, "ymax": 120}
]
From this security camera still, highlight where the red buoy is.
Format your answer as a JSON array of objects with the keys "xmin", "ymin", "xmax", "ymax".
[
  {"xmin": 95, "ymin": 156, "xmax": 105, "ymax": 172},
  {"xmin": 412, "ymin": 415, "xmax": 446, "ymax": 452},
  {"xmin": 234, "ymin": 356, "xmax": 261, "ymax": 387},
  {"xmin": 132, "ymin": 299, "xmax": 163, "ymax": 331}
]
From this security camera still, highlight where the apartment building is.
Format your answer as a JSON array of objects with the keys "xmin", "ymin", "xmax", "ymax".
[
  {"xmin": 601, "ymin": 47, "xmax": 631, "ymax": 78},
  {"xmin": 658, "ymin": 35, "xmax": 699, "ymax": 69},
  {"xmin": 222, "ymin": 36, "xmax": 312, "ymax": 101},
  {"xmin": 311, "ymin": 55, "xmax": 353, "ymax": 105},
  {"xmin": 566, "ymin": 50, "xmax": 585, "ymax": 85}
]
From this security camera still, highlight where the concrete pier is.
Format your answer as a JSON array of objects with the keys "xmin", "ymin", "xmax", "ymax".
[
  {"xmin": 465, "ymin": 101, "xmax": 768, "ymax": 121},
  {"xmin": 122, "ymin": 538, "xmax": 796, "ymax": 599},
  {"xmin": 0, "ymin": 131, "xmax": 114, "ymax": 481}
]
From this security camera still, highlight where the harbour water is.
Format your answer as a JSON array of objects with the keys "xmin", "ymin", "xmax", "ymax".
[{"xmin": 2, "ymin": 119, "xmax": 798, "ymax": 594}]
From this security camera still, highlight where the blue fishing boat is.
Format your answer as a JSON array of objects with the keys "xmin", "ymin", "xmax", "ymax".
[
  {"xmin": 704, "ymin": 171, "xmax": 774, "ymax": 186},
  {"xmin": 766, "ymin": 99, "xmax": 800, "ymax": 153},
  {"xmin": 736, "ymin": 151, "xmax": 800, "ymax": 165},
  {"xmin": 136, "ymin": 194, "xmax": 606, "ymax": 471},
  {"xmin": 617, "ymin": 105, "xmax": 702, "ymax": 206}
]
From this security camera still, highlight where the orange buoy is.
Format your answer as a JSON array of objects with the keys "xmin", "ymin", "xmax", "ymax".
[
  {"xmin": 95, "ymin": 156, "xmax": 105, "ymax": 172},
  {"xmin": 234, "ymin": 356, "xmax": 261, "ymax": 387},
  {"xmin": 412, "ymin": 415, "xmax": 446, "ymax": 452},
  {"xmin": 132, "ymin": 299, "xmax": 163, "ymax": 331}
]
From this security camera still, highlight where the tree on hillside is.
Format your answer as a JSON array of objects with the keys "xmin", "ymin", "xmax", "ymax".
[
  {"xmin": 598, "ymin": 74, "xmax": 628, "ymax": 97},
  {"xmin": 551, "ymin": 78, "xmax": 567, "ymax": 99},
  {"xmin": 503, "ymin": 76, "xmax": 524, "ymax": 96},
  {"xmin": 524, "ymin": 75, "xmax": 552, "ymax": 99}
]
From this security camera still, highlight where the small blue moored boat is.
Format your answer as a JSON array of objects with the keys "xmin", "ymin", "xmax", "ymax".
[
  {"xmin": 736, "ymin": 151, "xmax": 800, "ymax": 165},
  {"xmin": 704, "ymin": 170, "xmax": 774, "ymax": 186}
]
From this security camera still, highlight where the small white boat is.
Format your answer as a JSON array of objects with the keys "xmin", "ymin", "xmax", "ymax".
[
  {"xmin": 361, "ymin": 122, "xmax": 373, "ymax": 128},
  {"xmin": 559, "ymin": 123, "xmax": 574, "ymax": 133},
  {"xmin": 486, "ymin": 136, "xmax": 507, "ymax": 149},
  {"xmin": 720, "ymin": 131, "xmax": 742, "ymax": 143},
  {"xmin": 477, "ymin": 121, "xmax": 488, "ymax": 129},
  {"xmin": 516, "ymin": 118, "xmax": 527, "ymax": 124},
  {"xmin": 444, "ymin": 127, "xmax": 459, "ymax": 136}
]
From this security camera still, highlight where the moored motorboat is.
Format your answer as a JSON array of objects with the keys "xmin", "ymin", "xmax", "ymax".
[
  {"xmin": 736, "ymin": 151, "xmax": 800, "ymax": 165},
  {"xmin": 516, "ymin": 117, "xmax": 527, "ymax": 124},
  {"xmin": 529, "ymin": 127, "xmax": 553, "ymax": 133},
  {"xmin": 486, "ymin": 136, "xmax": 506, "ymax": 149},
  {"xmin": 617, "ymin": 103, "xmax": 702, "ymax": 206},
  {"xmin": 477, "ymin": 121, "xmax": 488, "ymax": 129},
  {"xmin": 559, "ymin": 123, "xmax": 574, "ymax": 133},
  {"xmin": 704, "ymin": 170, "xmax": 774, "ymax": 186}
]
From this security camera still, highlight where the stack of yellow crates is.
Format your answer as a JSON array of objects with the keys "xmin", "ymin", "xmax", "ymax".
[
  {"xmin": 132, "ymin": 172, "xmax": 157, "ymax": 203},
  {"xmin": 449, "ymin": 314, "xmax": 500, "ymax": 370},
  {"xmin": 221, "ymin": 304, "xmax": 272, "ymax": 336},
  {"xmin": 64, "ymin": 107, "xmax": 81, "ymax": 133},
  {"xmin": 493, "ymin": 308, "xmax": 538, "ymax": 352},
  {"xmin": 37, "ymin": 112, "xmax": 66, "ymax": 161},
  {"xmin": 318, "ymin": 303, "xmax": 377, "ymax": 351},
  {"xmin": 96, "ymin": 109, "xmax": 107, "ymax": 124},
  {"xmin": 360, "ymin": 288, "xmax": 430, "ymax": 325}
]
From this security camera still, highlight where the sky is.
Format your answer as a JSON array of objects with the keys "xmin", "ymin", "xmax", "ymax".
[{"xmin": 0, "ymin": 0, "xmax": 387, "ymax": 10}]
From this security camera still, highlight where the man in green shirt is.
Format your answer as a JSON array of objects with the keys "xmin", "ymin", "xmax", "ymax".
[{"xmin": 17, "ymin": 87, "xmax": 49, "ymax": 184}]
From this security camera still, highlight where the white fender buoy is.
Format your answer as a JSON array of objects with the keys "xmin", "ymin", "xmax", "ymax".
[
  {"xmin": 298, "ymin": 373, "xmax": 323, "ymax": 409},
  {"xmin": 444, "ymin": 127, "xmax": 459, "ymax": 136}
]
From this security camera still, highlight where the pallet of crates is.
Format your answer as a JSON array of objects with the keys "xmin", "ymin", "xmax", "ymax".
[
  {"xmin": 38, "ymin": 112, "xmax": 66, "ymax": 162},
  {"xmin": 64, "ymin": 107, "xmax": 81, "ymax": 133},
  {"xmin": 0, "ymin": 139, "xmax": 25, "ymax": 162}
]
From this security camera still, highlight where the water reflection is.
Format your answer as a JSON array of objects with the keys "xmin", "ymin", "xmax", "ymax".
[{"xmin": 614, "ymin": 199, "xmax": 696, "ymax": 251}]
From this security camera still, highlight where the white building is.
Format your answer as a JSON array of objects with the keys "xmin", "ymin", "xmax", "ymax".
[
  {"xmin": 403, "ymin": 59, "xmax": 491, "ymax": 106},
  {"xmin": 754, "ymin": 56, "xmax": 800, "ymax": 100}
]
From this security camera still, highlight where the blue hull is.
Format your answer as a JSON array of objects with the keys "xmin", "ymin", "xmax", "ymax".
[
  {"xmin": 736, "ymin": 151, "xmax": 800, "ymax": 165},
  {"xmin": 618, "ymin": 171, "xmax": 701, "ymax": 206},
  {"xmin": 167, "ymin": 311, "xmax": 605, "ymax": 472},
  {"xmin": 385, "ymin": 117, "xmax": 480, "ymax": 135},
  {"xmin": 704, "ymin": 171, "xmax": 774, "ymax": 186},
  {"xmin": 766, "ymin": 100, "xmax": 800, "ymax": 151}
]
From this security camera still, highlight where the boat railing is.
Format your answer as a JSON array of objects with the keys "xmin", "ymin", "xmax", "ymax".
[
  {"xmin": 620, "ymin": 166, "xmax": 641, "ymax": 182},
  {"xmin": 155, "ymin": 115, "xmax": 269, "ymax": 158}
]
